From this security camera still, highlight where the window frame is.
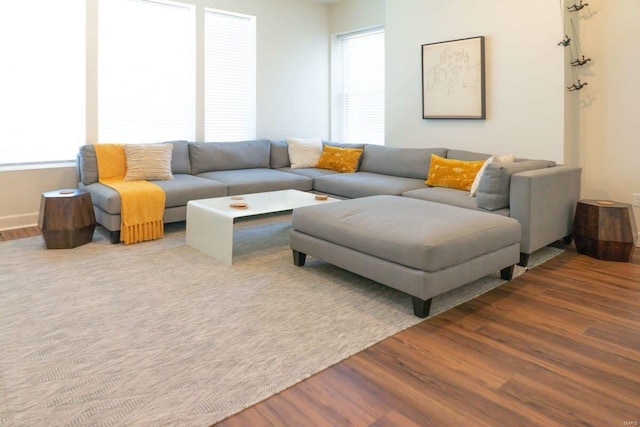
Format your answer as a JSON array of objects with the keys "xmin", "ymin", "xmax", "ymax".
[
  {"xmin": 331, "ymin": 26, "xmax": 385, "ymax": 146},
  {"xmin": 203, "ymin": 7, "xmax": 257, "ymax": 142},
  {"xmin": 0, "ymin": 1, "xmax": 86, "ymax": 167}
]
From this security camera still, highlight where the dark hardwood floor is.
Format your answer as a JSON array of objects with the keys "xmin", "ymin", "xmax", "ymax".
[
  {"xmin": 215, "ymin": 245, "xmax": 640, "ymax": 426},
  {"xmin": 0, "ymin": 226, "xmax": 41, "ymax": 241},
  {"xmin": 2, "ymin": 227, "xmax": 639, "ymax": 426}
]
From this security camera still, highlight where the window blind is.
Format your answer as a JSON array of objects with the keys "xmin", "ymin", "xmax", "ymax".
[
  {"xmin": 204, "ymin": 9, "xmax": 256, "ymax": 142},
  {"xmin": 98, "ymin": 0, "xmax": 195, "ymax": 144},
  {"xmin": 336, "ymin": 28, "xmax": 385, "ymax": 145},
  {"xmin": 0, "ymin": 1, "xmax": 85, "ymax": 165}
]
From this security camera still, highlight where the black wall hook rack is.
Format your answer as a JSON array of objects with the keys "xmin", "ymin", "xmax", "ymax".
[
  {"xmin": 557, "ymin": 34, "xmax": 571, "ymax": 46},
  {"xmin": 567, "ymin": 1, "xmax": 589, "ymax": 12},
  {"xmin": 568, "ymin": 80, "xmax": 588, "ymax": 91},
  {"xmin": 571, "ymin": 55, "xmax": 592, "ymax": 66}
]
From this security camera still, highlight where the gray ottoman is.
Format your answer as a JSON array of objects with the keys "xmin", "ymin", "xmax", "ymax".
[{"xmin": 290, "ymin": 195, "xmax": 521, "ymax": 317}]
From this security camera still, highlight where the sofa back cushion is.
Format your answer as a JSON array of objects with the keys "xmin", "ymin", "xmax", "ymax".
[
  {"xmin": 476, "ymin": 160, "xmax": 556, "ymax": 210},
  {"xmin": 78, "ymin": 145, "xmax": 99, "ymax": 185},
  {"xmin": 78, "ymin": 140, "xmax": 190, "ymax": 185},
  {"xmin": 323, "ymin": 140, "xmax": 366, "ymax": 150},
  {"xmin": 190, "ymin": 139, "xmax": 271, "ymax": 174},
  {"xmin": 270, "ymin": 140, "xmax": 290, "ymax": 169},
  {"xmin": 446, "ymin": 149, "xmax": 492, "ymax": 161},
  {"xmin": 360, "ymin": 146, "xmax": 447, "ymax": 180},
  {"xmin": 270, "ymin": 140, "xmax": 368, "ymax": 170},
  {"xmin": 168, "ymin": 140, "xmax": 192, "ymax": 174}
]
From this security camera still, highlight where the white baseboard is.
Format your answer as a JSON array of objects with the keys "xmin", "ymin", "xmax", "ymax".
[{"xmin": 0, "ymin": 213, "xmax": 38, "ymax": 231}]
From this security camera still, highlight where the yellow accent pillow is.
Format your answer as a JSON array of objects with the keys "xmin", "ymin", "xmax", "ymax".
[
  {"xmin": 425, "ymin": 154, "xmax": 485, "ymax": 191},
  {"xmin": 316, "ymin": 145, "xmax": 363, "ymax": 173}
]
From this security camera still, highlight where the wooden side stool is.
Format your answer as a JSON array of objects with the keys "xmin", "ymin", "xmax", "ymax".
[
  {"xmin": 572, "ymin": 199, "xmax": 637, "ymax": 262},
  {"xmin": 38, "ymin": 189, "xmax": 96, "ymax": 249}
]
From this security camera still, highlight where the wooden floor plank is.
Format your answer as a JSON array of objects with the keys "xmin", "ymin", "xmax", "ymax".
[{"xmin": 0, "ymin": 226, "xmax": 40, "ymax": 241}]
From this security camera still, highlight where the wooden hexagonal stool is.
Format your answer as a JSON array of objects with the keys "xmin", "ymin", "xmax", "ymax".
[
  {"xmin": 572, "ymin": 199, "xmax": 637, "ymax": 262},
  {"xmin": 38, "ymin": 189, "xmax": 96, "ymax": 249}
]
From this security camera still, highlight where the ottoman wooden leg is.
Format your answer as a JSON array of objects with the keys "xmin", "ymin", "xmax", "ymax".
[
  {"xmin": 500, "ymin": 264, "xmax": 515, "ymax": 280},
  {"xmin": 518, "ymin": 253, "xmax": 530, "ymax": 267},
  {"xmin": 292, "ymin": 250, "xmax": 307, "ymax": 266},
  {"xmin": 412, "ymin": 297, "xmax": 432, "ymax": 318},
  {"xmin": 109, "ymin": 230, "xmax": 121, "ymax": 244}
]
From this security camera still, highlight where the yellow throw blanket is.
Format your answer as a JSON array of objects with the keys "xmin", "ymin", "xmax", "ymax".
[{"xmin": 94, "ymin": 144, "xmax": 165, "ymax": 245}]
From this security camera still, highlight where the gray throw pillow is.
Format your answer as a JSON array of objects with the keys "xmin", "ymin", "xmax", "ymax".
[{"xmin": 476, "ymin": 160, "xmax": 552, "ymax": 210}]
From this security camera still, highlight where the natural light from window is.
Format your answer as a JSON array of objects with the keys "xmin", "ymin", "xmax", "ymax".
[
  {"xmin": 98, "ymin": 0, "xmax": 196, "ymax": 144},
  {"xmin": 204, "ymin": 9, "xmax": 256, "ymax": 142},
  {"xmin": 335, "ymin": 28, "xmax": 385, "ymax": 146},
  {"xmin": 0, "ymin": 1, "xmax": 85, "ymax": 166}
]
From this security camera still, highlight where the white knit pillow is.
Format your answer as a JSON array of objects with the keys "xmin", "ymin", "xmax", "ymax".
[
  {"xmin": 286, "ymin": 137, "xmax": 323, "ymax": 169},
  {"xmin": 124, "ymin": 143, "xmax": 174, "ymax": 181},
  {"xmin": 469, "ymin": 153, "xmax": 514, "ymax": 197}
]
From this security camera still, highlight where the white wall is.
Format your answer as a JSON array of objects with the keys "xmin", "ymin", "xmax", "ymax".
[
  {"xmin": 213, "ymin": 0, "xmax": 330, "ymax": 140},
  {"xmin": 328, "ymin": 0, "xmax": 385, "ymax": 140},
  {"xmin": 386, "ymin": 1, "xmax": 565, "ymax": 163},
  {"xmin": 0, "ymin": 0, "xmax": 330, "ymax": 230},
  {"xmin": 0, "ymin": 166, "xmax": 78, "ymax": 230},
  {"xmin": 565, "ymin": 0, "xmax": 640, "ymax": 244},
  {"xmin": 329, "ymin": 0, "xmax": 384, "ymax": 34}
]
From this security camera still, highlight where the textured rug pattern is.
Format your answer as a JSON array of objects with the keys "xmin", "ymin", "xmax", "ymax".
[{"xmin": 0, "ymin": 218, "xmax": 561, "ymax": 426}]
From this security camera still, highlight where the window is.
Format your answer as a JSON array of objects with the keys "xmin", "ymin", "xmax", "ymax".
[
  {"xmin": 334, "ymin": 28, "xmax": 385, "ymax": 145},
  {"xmin": 204, "ymin": 9, "xmax": 256, "ymax": 141},
  {"xmin": 98, "ymin": 0, "xmax": 196, "ymax": 143},
  {"xmin": 0, "ymin": 1, "xmax": 85, "ymax": 165},
  {"xmin": 0, "ymin": 1, "xmax": 257, "ymax": 165}
]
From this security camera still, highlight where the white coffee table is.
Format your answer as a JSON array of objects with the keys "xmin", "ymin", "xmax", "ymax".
[{"xmin": 186, "ymin": 189, "xmax": 339, "ymax": 264}]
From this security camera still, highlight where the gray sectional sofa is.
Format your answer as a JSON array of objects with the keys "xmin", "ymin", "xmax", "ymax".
[{"xmin": 77, "ymin": 139, "xmax": 581, "ymax": 264}]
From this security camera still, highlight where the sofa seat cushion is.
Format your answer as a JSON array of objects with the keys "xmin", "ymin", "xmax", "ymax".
[
  {"xmin": 402, "ymin": 187, "xmax": 510, "ymax": 217},
  {"xmin": 277, "ymin": 167, "xmax": 340, "ymax": 180},
  {"xmin": 84, "ymin": 174, "xmax": 227, "ymax": 214},
  {"xmin": 313, "ymin": 172, "xmax": 427, "ymax": 199},
  {"xmin": 197, "ymin": 168, "xmax": 312, "ymax": 196},
  {"xmin": 152, "ymin": 175, "xmax": 228, "ymax": 208},
  {"xmin": 292, "ymin": 196, "xmax": 521, "ymax": 272}
]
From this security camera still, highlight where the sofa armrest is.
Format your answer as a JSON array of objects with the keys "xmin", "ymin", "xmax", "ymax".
[{"xmin": 510, "ymin": 166, "xmax": 582, "ymax": 254}]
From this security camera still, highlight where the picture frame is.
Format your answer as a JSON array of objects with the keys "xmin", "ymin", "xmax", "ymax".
[{"xmin": 422, "ymin": 36, "xmax": 486, "ymax": 119}]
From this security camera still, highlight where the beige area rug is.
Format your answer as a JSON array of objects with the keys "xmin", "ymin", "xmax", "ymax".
[{"xmin": 0, "ymin": 216, "xmax": 562, "ymax": 426}]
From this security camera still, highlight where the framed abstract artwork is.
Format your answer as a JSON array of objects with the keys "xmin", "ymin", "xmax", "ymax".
[{"xmin": 422, "ymin": 36, "xmax": 486, "ymax": 119}]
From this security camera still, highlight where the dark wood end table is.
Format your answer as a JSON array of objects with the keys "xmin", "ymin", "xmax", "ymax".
[
  {"xmin": 572, "ymin": 199, "xmax": 637, "ymax": 262},
  {"xmin": 38, "ymin": 189, "xmax": 96, "ymax": 249}
]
